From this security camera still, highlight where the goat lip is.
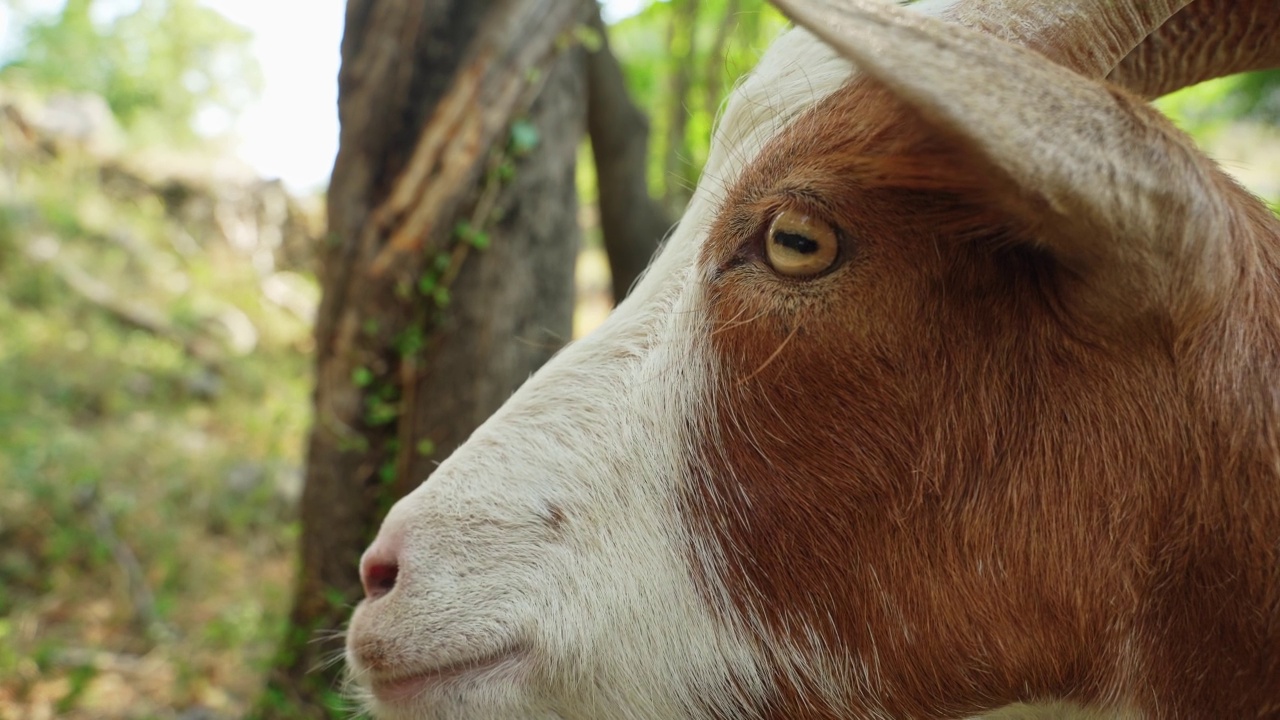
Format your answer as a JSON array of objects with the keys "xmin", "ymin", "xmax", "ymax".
[{"xmin": 369, "ymin": 647, "xmax": 526, "ymax": 703}]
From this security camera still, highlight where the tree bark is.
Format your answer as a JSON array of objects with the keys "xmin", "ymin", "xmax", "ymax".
[
  {"xmin": 585, "ymin": 8, "xmax": 672, "ymax": 302},
  {"xmin": 255, "ymin": 0, "xmax": 587, "ymax": 715}
]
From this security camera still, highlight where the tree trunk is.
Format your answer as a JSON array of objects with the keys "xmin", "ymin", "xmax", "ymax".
[
  {"xmin": 585, "ymin": 7, "xmax": 672, "ymax": 303},
  {"xmin": 255, "ymin": 0, "xmax": 587, "ymax": 715}
]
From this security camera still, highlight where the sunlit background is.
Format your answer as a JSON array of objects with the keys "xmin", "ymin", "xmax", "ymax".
[
  {"xmin": 0, "ymin": 0, "xmax": 649, "ymax": 193},
  {"xmin": 3, "ymin": 0, "xmax": 1273, "ymax": 196}
]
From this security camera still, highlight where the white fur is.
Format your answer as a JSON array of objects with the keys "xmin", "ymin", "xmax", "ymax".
[{"xmin": 343, "ymin": 7, "xmax": 969, "ymax": 718}]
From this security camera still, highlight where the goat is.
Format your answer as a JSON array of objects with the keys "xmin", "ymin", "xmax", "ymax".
[{"xmin": 345, "ymin": 0, "xmax": 1280, "ymax": 717}]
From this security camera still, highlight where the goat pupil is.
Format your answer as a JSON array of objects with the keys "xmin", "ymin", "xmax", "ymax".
[{"xmin": 774, "ymin": 231, "xmax": 818, "ymax": 254}]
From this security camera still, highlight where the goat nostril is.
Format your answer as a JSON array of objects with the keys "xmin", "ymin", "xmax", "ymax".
[
  {"xmin": 360, "ymin": 525, "xmax": 405, "ymax": 600},
  {"xmin": 361, "ymin": 561, "xmax": 398, "ymax": 600}
]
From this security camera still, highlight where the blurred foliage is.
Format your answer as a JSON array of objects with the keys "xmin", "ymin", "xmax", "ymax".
[
  {"xmin": 1159, "ymin": 70, "xmax": 1280, "ymax": 208},
  {"xmin": 0, "ymin": 90, "xmax": 316, "ymax": 716},
  {"xmin": 1231, "ymin": 69, "xmax": 1280, "ymax": 125},
  {"xmin": 607, "ymin": 0, "xmax": 789, "ymax": 212},
  {"xmin": 1, "ymin": 0, "xmax": 262, "ymax": 145},
  {"xmin": 1159, "ymin": 69, "xmax": 1280, "ymax": 132}
]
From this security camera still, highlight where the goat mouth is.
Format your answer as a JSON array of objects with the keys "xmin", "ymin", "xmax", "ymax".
[{"xmin": 369, "ymin": 646, "xmax": 526, "ymax": 703}]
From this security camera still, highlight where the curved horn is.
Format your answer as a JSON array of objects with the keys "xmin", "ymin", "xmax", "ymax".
[
  {"xmin": 932, "ymin": 0, "xmax": 1191, "ymax": 79},
  {"xmin": 1108, "ymin": 0, "xmax": 1280, "ymax": 99}
]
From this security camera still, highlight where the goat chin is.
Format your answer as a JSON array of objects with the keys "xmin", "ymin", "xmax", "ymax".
[{"xmin": 346, "ymin": 1, "xmax": 1280, "ymax": 719}]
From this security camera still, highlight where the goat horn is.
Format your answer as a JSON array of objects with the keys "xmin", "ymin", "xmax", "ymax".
[
  {"xmin": 938, "ymin": 0, "xmax": 1191, "ymax": 79},
  {"xmin": 772, "ymin": 0, "xmax": 1233, "ymax": 312},
  {"xmin": 1109, "ymin": 0, "xmax": 1280, "ymax": 99}
]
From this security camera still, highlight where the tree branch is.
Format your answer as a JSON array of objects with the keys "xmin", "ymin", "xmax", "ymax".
[{"xmin": 585, "ymin": 8, "xmax": 673, "ymax": 302}]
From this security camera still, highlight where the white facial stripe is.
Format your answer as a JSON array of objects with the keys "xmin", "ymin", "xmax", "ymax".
[
  {"xmin": 351, "ymin": 248, "xmax": 765, "ymax": 719},
  {"xmin": 346, "ymin": 23, "xmax": 866, "ymax": 720}
]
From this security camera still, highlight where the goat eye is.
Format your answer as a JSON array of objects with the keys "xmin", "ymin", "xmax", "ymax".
[{"xmin": 765, "ymin": 210, "xmax": 839, "ymax": 278}]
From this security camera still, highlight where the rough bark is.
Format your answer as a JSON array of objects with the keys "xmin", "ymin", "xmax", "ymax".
[
  {"xmin": 255, "ymin": 0, "xmax": 586, "ymax": 715},
  {"xmin": 585, "ymin": 8, "xmax": 673, "ymax": 302}
]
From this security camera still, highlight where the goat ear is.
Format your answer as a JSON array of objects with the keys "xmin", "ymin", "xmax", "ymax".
[{"xmin": 773, "ymin": 0, "xmax": 1233, "ymax": 314}]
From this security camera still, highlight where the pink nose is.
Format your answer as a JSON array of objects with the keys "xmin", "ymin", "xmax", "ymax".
[{"xmin": 359, "ymin": 530, "xmax": 403, "ymax": 600}]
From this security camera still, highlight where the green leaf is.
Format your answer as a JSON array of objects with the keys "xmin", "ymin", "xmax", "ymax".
[
  {"xmin": 394, "ymin": 279, "xmax": 413, "ymax": 300},
  {"xmin": 432, "ymin": 286, "xmax": 451, "ymax": 309},
  {"xmin": 573, "ymin": 24, "xmax": 604, "ymax": 53},
  {"xmin": 395, "ymin": 328, "xmax": 425, "ymax": 357},
  {"xmin": 509, "ymin": 120, "xmax": 540, "ymax": 156},
  {"xmin": 323, "ymin": 587, "xmax": 348, "ymax": 610},
  {"xmin": 337, "ymin": 434, "xmax": 370, "ymax": 453},
  {"xmin": 377, "ymin": 462, "xmax": 396, "ymax": 484},
  {"xmin": 351, "ymin": 367, "xmax": 374, "ymax": 387},
  {"xmin": 364, "ymin": 400, "xmax": 398, "ymax": 427}
]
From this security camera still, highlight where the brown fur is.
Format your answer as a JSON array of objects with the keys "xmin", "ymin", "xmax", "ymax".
[{"xmin": 685, "ymin": 77, "xmax": 1280, "ymax": 719}]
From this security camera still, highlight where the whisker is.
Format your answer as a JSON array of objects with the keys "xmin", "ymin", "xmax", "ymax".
[
  {"xmin": 312, "ymin": 645, "xmax": 353, "ymax": 674},
  {"xmin": 707, "ymin": 303, "xmax": 751, "ymax": 334},
  {"xmin": 710, "ymin": 305, "xmax": 769, "ymax": 335},
  {"xmin": 737, "ymin": 319, "xmax": 800, "ymax": 386},
  {"xmin": 310, "ymin": 628, "xmax": 350, "ymax": 644}
]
